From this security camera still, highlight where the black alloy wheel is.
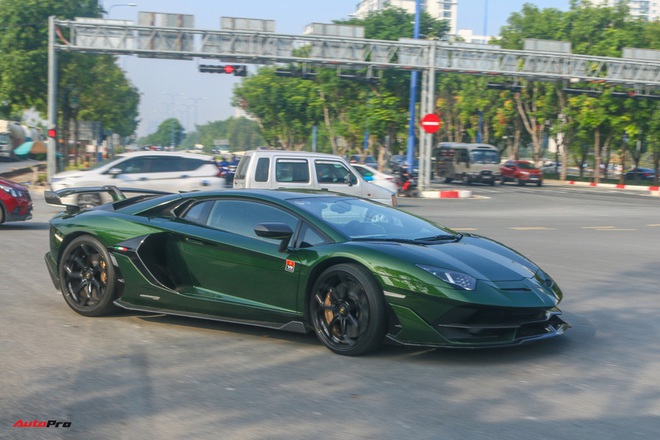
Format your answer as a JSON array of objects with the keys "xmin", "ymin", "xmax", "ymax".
[
  {"xmin": 59, "ymin": 235, "xmax": 118, "ymax": 317},
  {"xmin": 310, "ymin": 264, "xmax": 386, "ymax": 356}
]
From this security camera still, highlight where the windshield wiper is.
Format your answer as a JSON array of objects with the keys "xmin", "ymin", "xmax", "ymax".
[
  {"xmin": 352, "ymin": 234, "xmax": 462, "ymax": 245},
  {"xmin": 352, "ymin": 237, "xmax": 426, "ymax": 245},
  {"xmin": 416, "ymin": 233, "xmax": 462, "ymax": 242}
]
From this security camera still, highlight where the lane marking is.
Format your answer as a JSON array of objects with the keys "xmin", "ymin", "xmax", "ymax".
[{"xmin": 581, "ymin": 226, "xmax": 616, "ymax": 229}]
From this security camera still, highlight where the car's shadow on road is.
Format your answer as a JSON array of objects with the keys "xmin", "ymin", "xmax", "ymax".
[{"xmin": 115, "ymin": 308, "xmax": 594, "ymax": 363}]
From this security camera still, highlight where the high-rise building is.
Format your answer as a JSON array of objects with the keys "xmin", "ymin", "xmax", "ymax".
[
  {"xmin": 591, "ymin": 0, "xmax": 659, "ymax": 21},
  {"xmin": 354, "ymin": 0, "xmax": 458, "ymax": 35}
]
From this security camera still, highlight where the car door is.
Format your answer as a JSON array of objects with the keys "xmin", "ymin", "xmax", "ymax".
[
  {"xmin": 501, "ymin": 160, "xmax": 515, "ymax": 180},
  {"xmin": 169, "ymin": 198, "xmax": 304, "ymax": 322}
]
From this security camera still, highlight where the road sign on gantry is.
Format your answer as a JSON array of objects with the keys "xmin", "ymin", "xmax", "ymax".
[{"xmin": 420, "ymin": 113, "xmax": 441, "ymax": 134}]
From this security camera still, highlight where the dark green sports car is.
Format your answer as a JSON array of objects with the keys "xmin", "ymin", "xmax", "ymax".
[{"xmin": 44, "ymin": 186, "xmax": 569, "ymax": 356}]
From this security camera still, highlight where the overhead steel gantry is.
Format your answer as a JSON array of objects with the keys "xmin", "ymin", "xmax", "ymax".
[{"xmin": 47, "ymin": 17, "xmax": 660, "ymax": 185}]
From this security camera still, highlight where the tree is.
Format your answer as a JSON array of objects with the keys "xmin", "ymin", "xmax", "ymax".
[
  {"xmin": 232, "ymin": 7, "xmax": 450, "ymax": 158},
  {"xmin": 139, "ymin": 118, "xmax": 185, "ymax": 148},
  {"xmin": 0, "ymin": 0, "xmax": 139, "ymax": 137}
]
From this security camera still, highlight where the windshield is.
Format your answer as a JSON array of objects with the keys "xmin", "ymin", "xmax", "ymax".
[
  {"xmin": 292, "ymin": 196, "xmax": 456, "ymax": 241},
  {"xmin": 88, "ymin": 155, "xmax": 127, "ymax": 171},
  {"xmin": 470, "ymin": 150, "xmax": 499, "ymax": 164},
  {"xmin": 0, "ymin": 134, "xmax": 9, "ymax": 144},
  {"xmin": 516, "ymin": 162, "xmax": 536, "ymax": 170}
]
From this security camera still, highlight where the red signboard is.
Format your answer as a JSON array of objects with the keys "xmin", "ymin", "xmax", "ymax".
[{"xmin": 420, "ymin": 113, "xmax": 441, "ymax": 134}]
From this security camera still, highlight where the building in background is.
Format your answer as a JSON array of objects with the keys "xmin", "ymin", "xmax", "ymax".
[
  {"xmin": 354, "ymin": 0, "xmax": 458, "ymax": 35},
  {"xmin": 592, "ymin": 0, "xmax": 659, "ymax": 21}
]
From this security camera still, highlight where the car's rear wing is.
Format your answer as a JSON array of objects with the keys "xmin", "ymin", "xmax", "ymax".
[{"xmin": 44, "ymin": 185, "xmax": 172, "ymax": 213}]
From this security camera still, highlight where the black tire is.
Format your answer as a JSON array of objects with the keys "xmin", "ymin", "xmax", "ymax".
[
  {"xmin": 77, "ymin": 193, "xmax": 102, "ymax": 209},
  {"xmin": 59, "ymin": 235, "xmax": 118, "ymax": 317},
  {"xmin": 444, "ymin": 177, "xmax": 452, "ymax": 184},
  {"xmin": 310, "ymin": 264, "xmax": 386, "ymax": 356},
  {"xmin": 517, "ymin": 178, "xmax": 524, "ymax": 186},
  {"xmin": 0, "ymin": 204, "xmax": 5, "ymax": 225},
  {"xmin": 462, "ymin": 174, "xmax": 471, "ymax": 185}
]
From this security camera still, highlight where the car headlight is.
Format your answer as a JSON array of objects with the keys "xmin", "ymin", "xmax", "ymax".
[
  {"xmin": 0, "ymin": 183, "xmax": 19, "ymax": 197},
  {"xmin": 417, "ymin": 264, "xmax": 477, "ymax": 290}
]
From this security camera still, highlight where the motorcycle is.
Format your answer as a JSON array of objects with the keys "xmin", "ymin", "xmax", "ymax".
[{"xmin": 396, "ymin": 172, "xmax": 418, "ymax": 197}]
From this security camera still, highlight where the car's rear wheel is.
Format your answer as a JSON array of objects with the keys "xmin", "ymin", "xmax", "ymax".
[
  {"xmin": 59, "ymin": 235, "xmax": 118, "ymax": 317},
  {"xmin": 310, "ymin": 264, "xmax": 386, "ymax": 356}
]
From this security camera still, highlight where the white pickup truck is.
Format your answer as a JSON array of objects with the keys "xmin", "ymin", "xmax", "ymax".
[{"xmin": 233, "ymin": 150, "xmax": 397, "ymax": 206}]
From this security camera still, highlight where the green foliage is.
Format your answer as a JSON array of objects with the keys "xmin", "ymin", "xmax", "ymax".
[
  {"xmin": 232, "ymin": 8, "xmax": 449, "ymax": 157},
  {"xmin": 0, "ymin": 0, "xmax": 138, "ymax": 135},
  {"xmin": 195, "ymin": 117, "xmax": 266, "ymax": 152},
  {"xmin": 138, "ymin": 118, "xmax": 185, "ymax": 148}
]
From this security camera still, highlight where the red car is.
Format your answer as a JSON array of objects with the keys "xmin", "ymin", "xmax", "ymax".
[
  {"xmin": 0, "ymin": 176, "xmax": 33, "ymax": 224},
  {"xmin": 500, "ymin": 160, "xmax": 543, "ymax": 186}
]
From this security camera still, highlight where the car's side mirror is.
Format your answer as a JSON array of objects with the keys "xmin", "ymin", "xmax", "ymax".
[
  {"xmin": 345, "ymin": 174, "xmax": 358, "ymax": 186},
  {"xmin": 108, "ymin": 167, "xmax": 122, "ymax": 177},
  {"xmin": 254, "ymin": 222, "xmax": 294, "ymax": 252}
]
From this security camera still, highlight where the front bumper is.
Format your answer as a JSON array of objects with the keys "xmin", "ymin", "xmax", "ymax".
[{"xmin": 386, "ymin": 303, "xmax": 570, "ymax": 348}]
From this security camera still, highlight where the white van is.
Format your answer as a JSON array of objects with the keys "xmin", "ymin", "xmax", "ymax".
[{"xmin": 233, "ymin": 150, "xmax": 397, "ymax": 206}]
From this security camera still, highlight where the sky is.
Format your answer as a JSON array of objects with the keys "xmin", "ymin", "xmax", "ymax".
[{"xmin": 103, "ymin": 0, "xmax": 571, "ymax": 138}]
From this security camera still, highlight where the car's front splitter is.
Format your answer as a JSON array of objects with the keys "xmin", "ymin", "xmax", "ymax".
[{"xmin": 386, "ymin": 303, "xmax": 570, "ymax": 348}]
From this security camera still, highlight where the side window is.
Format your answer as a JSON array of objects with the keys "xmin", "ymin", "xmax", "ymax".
[
  {"xmin": 116, "ymin": 158, "xmax": 148, "ymax": 174},
  {"xmin": 149, "ymin": 157, "xmax": 181, "ymax": 173},
  {"xmin": 255, "ymin": 157, "xmax": 270, "ymax": 182},
  {"xmin": 180, "ymin": 158, "xmax": 207, "ymax": 171},
  {"xmin": 181, "ymin": 200, "xmax": 214, "ymax": 225},
  {"xmin": 205, "ymin": 199, "xmax": 299, "ymax": 241},
  {"xmin": 456, "ymin": 149, "xmax": 468, "ymax": 164},
  {"xmin": 315, "ymin": 161, "xmax": 353, "ymax": 184},
  {"xmin": 276, "ymin": 159, "xmax": 309, "ymax": 183},
  {"xmin": 297, "ymin": 223, "xmax": 328, "ymax": 248}
]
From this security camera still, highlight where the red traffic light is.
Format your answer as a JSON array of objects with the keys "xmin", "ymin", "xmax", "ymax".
[
  {"xmin": 199, "ymin": 64, "xmax": 247, "ymax": 76},
  {"xmin": 47, "ymin": 128, "xmax": 57, "ymax": 138}
]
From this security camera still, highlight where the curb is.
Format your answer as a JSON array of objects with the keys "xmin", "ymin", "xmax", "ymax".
[
  {"xmin": 421, "ymin": 189, "xmax": 472, "ymax": 199},
  {"xmin": 566, "ymin": 180, "xmax": 659, "ymax": 195}
]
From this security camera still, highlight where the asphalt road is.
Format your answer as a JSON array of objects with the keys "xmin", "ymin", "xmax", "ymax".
[{"xmin": 1, "ymin": 184, "xmax": 659, "ymax": 439}]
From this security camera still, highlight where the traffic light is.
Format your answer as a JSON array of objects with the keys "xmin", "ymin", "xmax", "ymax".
[
  {"xmin": 199, "ymin": 64, "xmax": 247, "ymax": 76},
  {"xmin": 233, "ymin": 65, "xmax": 247, "ymax": 77},
  {"xmin": 47, "ymin": 127, "xmax": 57, "ymax": 138}
]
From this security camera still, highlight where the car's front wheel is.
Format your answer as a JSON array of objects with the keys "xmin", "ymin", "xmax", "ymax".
[
  {"xmin": 59, "ymin": 236, "xmax": 118, "ymax": 317},
  {"xmin": 310, "ymin": 264, "xmax": 386, "ymax": 356}
]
